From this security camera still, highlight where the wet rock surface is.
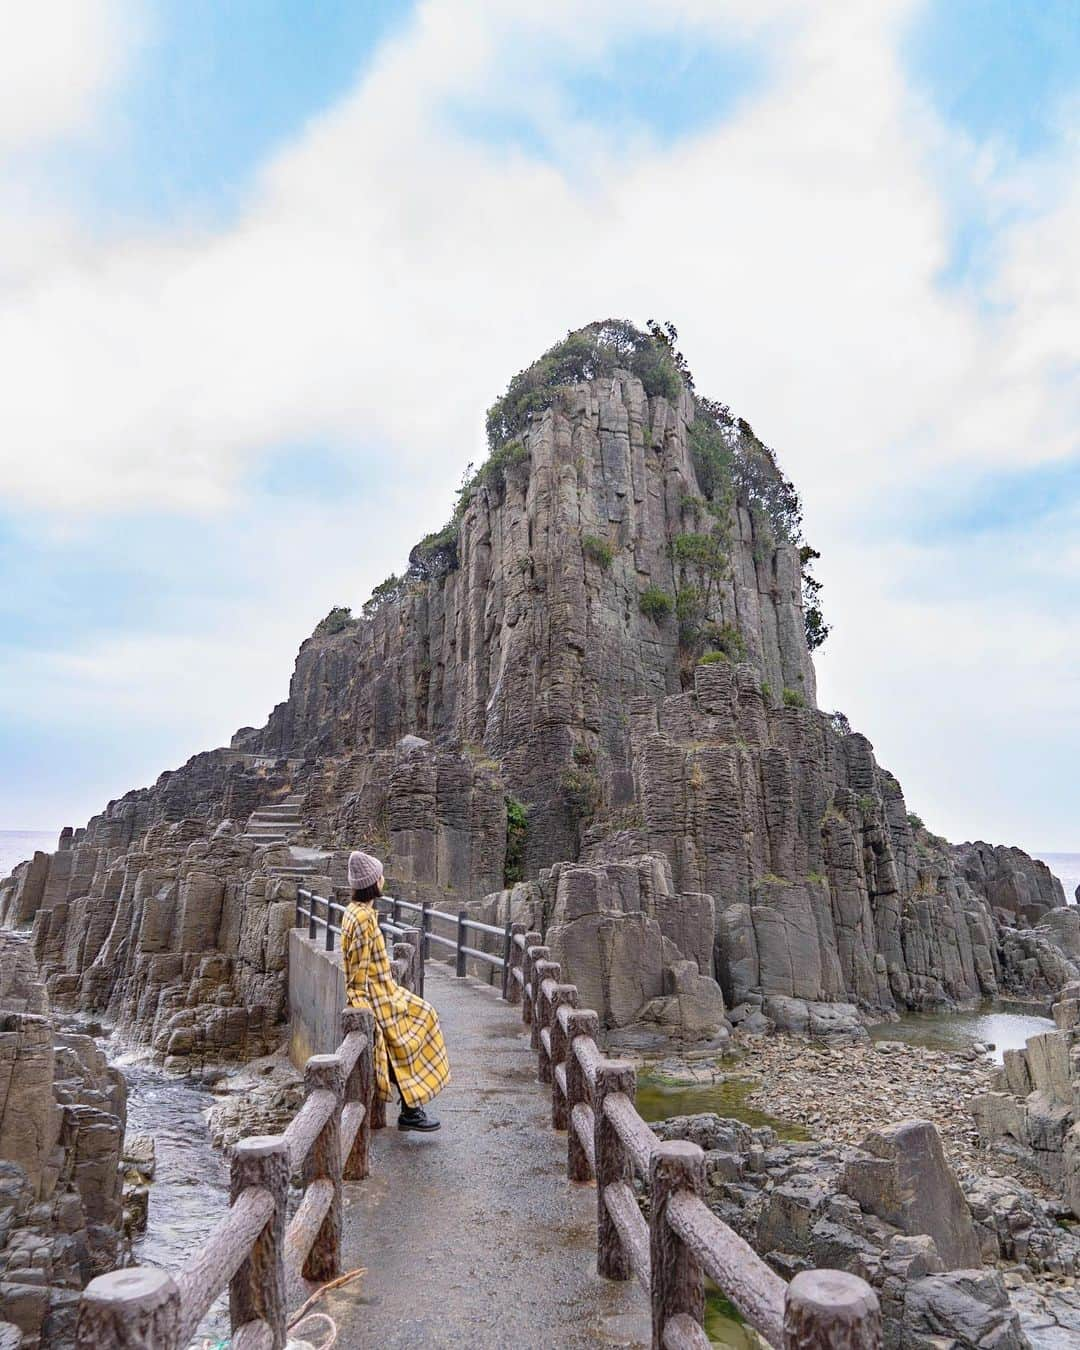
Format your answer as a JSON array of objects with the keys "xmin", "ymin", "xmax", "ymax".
[
  {"xmin": 971, "ymin": 983, "xmax": 1080, "ymax": 1222},
  {"xmin": 205, "ymin": 1050, "xmax": 303, "ymax": 1148},
  {"xmin": 0, "ymin": 936, "xmax": 125, "ymax": 1348}
]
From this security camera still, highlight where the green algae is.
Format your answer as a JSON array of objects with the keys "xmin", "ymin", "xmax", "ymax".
[
  {"xmin": 704, "ymin": 1287, "xmax": 767, "ymax": 1348},
  {"xmin": 635, "ymin": 1071, "xmax": 810, "ymax": 1141}
]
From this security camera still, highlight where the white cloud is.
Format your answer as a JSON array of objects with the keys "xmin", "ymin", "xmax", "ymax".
[
  {"xmin": 1, "ymin": 0, "xmax": 1077, "ymax": 846},
  {"xmin": 0, "ymin": 1, "xmax": 138, "ymax": 152}
]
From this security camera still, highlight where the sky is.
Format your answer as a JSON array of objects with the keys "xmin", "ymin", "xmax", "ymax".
[{"xmin": 0, "ymin": 0, "xmax": 1077, "ymax": 856}]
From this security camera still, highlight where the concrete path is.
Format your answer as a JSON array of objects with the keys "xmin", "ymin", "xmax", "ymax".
[{"xmin": 322, "ymin": 965, "xmax": 650, "ymax": 1349}]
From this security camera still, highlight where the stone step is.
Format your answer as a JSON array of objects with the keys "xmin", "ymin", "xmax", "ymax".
[
  {"xmin": 246, "ymin": 819, "xmax": 301, "ymax": 830},
  {"xmin": 255, "ymin": 803, "xmax": 305, "ymax": 816}
]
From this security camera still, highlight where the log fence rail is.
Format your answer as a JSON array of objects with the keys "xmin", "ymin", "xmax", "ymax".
[
  {"xmin": 75, "ymin": 917, "xmax": 418, "ymax": 1349},
  {"xmin": 77, "ymin": 892, "xmax": 882, "ymax": 1350}
]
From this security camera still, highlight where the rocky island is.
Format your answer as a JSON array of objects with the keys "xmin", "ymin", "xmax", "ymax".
[{"xmin": 2, "ymin": 320, "xmax": 1077, "ymax": 1346}]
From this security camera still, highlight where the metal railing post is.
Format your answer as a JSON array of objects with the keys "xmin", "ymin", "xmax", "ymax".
[
  {"xmin": 324, "ymin": 895, "xmax": 334, "ymax": 952},
  {"xmin": 421, "ymin": 902, "xmax": 432, "ymax": 959},
  {"xmin": 308, "ymin": 894, "xmax": 316, "ymax": 941},
  {"xmin": 500, "ymin": 920, "xmax": 513, "ymax": 999},
  {"xmin": 456, "ymin": 910, "xmax": 467, "ymax": 978}
]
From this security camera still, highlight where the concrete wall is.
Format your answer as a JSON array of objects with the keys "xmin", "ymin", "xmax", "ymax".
[{"xmin": 288, "ymin": 929, "xmax": 347, "ymax": 1070}]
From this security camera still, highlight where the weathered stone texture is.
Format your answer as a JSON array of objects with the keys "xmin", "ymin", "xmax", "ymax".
[
  {"xmin": 654, "ymin": 1112, "xmax": 1026, "ymax": 1350},
  {"xmin": 954, "ymin": 841, "xmax": 1066, "ymax": 925},
  {"xmin": 1, "ymin": 360, "xmax": 1072, "ymax": 1070},
  {"xmin": 972, "ymin": 982, "xmax": 1080, "ymax": 1218},
  {"xmin": 0, "ymin": 938, "xmax": 125, "ymax": 1347}
]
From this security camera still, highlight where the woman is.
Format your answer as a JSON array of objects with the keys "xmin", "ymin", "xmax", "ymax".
[{"xmin": 340, "ymin": 850, "xmax": 449, "ymax": 1132}]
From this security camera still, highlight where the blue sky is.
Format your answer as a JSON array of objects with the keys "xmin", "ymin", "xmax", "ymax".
[{"xmin": 0, "ymin": 0, "xmax": 1077, "ymax": 854}]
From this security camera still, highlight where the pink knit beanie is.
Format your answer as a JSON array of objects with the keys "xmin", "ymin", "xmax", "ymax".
[{"xmin": 347, "ymin": 850, "xmax": 384, "ymax": 890}]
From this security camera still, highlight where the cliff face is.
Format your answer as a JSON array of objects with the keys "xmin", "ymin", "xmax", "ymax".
[
  {"xmin": 240, "ymin": 374, "xmax": 815, "ymax": 872},
  {"xmin": 1, "ymin": 325, "xmax": 1073, "ymax": 1058}
]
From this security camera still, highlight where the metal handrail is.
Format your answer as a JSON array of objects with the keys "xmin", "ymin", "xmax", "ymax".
[{"xmin": 296, "ymin": 888, "xmax": 515, "ymax": 985}]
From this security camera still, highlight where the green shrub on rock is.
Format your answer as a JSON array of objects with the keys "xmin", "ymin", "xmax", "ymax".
[
  {"xmin": 639, "ymin": 586, "xmax": 673, "ymax": 621},
  {"xmin": 782, "ymin": 687, "xmax": 806, "ymax": 708},
  {"xmin": 484, "ymin": 320, "xmax": 683, "ymax": 452},
  {"xmin": 504, "ymin": 796, "xmax": 528, "ymax": 887},
  {"xmin": 561, "ymin": 766, "xmax": 601, "ymax": 822},
  {"xmin": 314, "ymin": 606, "xmax": 354, "ymax": 637},
  {"xmin": 582, "ymin": 534, "xmax": 614, "ymax": 569}
]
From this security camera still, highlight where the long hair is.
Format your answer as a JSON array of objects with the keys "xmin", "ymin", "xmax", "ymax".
[{"xmin": 351, "ymin": 882, "xmax": 381, "ymax": 905}]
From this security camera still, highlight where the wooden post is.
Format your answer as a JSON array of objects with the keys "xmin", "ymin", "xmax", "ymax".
[
  {"xmin": 594, "ymin": 1059, "xmax": 637, "ymax": 1281},
  {"xmin": 650, "ymin": 1141, "xmax": 706, "ymax": 1350},
  {"xmin": 533, "ymin": 960, "xmax": 561, "ymax": 1084},
  {"xmin": 527, "ymin": 946, "xmax": 550, "ymax": 1048},
  {"xmin": 506, "ymin": 923, "xmax": 526, "ymax": 1006},
  {"xmin": 401, "ymin": 924, "xmax": 423, "ymax": 997},
  {"xmin": 76, "ymin": 1267, "xmax": 181, "ymax": 1349},
  {"xmin": 783, "ymin": 1270, "xmax": 882, "ymax": 1349},
  {"xmin": 301, "ymin": 1054, "xmax": 343, "ymax": 1282},
  {"xmin": 341, "ymin": 1007, "xmax": 373, "ymax": 1180},
  {"xmin": 521, "ymin": 932, "xmax": 542, "ymax": 1027},
  {"xmin": 548, "ymin": 983, "xmax": 578, "ymax": 1129},
  {"xmin": 456, "ymin": 910, "xmax": 468, "ymax": 977},
  {"xmin": 565, "ymin": 1010, "xmax": 599, "ymax": 1182},
  {"xmin": 229, "ymin": 1136, "xmax": 289, "ymax": 1350}
]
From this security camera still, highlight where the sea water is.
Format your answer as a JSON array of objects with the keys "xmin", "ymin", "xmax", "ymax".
[
  {"xmin": 0, "ymin": 829, "xmax": 57, "ymax": 880},
  {"xmin": 1037, "ymin": 852, "xmax": 1080, "ymax": 905}
]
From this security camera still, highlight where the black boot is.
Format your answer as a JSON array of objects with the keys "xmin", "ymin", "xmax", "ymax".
[{"xmin": 398, "ymin": 1104, "xmax": 440, "ymax": 1132}]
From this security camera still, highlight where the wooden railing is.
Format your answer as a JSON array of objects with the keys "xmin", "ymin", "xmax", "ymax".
[
  {"xmin": 74, "ymin": 955, "xmax": 420, "ymax": 1348},
  {"xmin": 506, "ymin": 931, "xmax": 883, "ymax": 1350},
  {"xmin": 76, "ymin": 897, "xmax": 881, "ymax": 1349}
]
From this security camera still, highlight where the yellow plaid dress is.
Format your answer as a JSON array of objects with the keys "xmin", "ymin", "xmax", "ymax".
[{"xmin": 340, "ymin": 901, "xmax": 450, "ymax": 1109}]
